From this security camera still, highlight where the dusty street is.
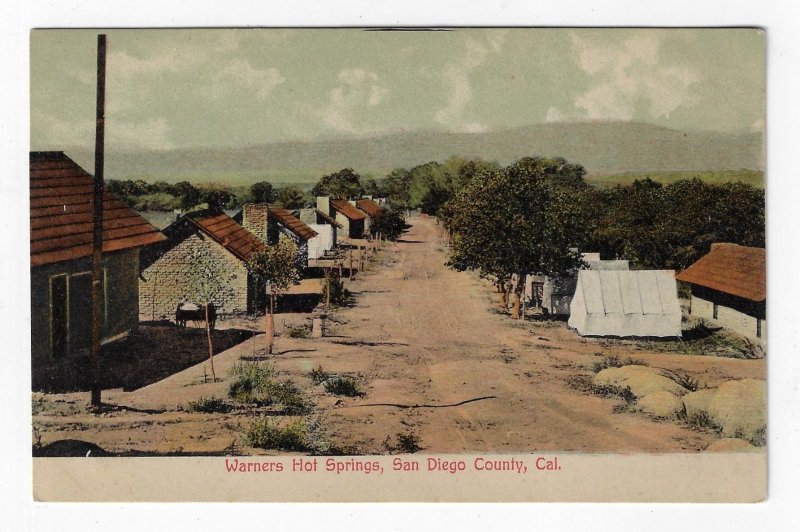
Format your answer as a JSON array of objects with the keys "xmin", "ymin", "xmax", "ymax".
[{"xmin": 33, "ymin": 217, "xmax": 765, "ymax": 455}]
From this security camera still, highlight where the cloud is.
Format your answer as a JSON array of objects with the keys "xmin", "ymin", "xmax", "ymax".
[
  {"xmin": 567, "ymin": 32, "xmax": 700, "ymax": 121},
  {"xmin": 320, "ymin": 68, "xmax": 389, "ymax": 133},
  {"xmin": 31, "ymin": 109, "xmax": 174, "ymax": 150},
  {"xmin": 434, "ymin": 36, "xmax": 496, "ymax": 133},
  {"xmin": 218, "ymin": 58, "xmax": 285, "ymax": 99}
]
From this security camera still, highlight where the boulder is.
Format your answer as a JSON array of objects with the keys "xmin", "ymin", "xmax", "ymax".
[
  {"xmin": 637, "ymin": 391, "xmax": 685, "ymax": 418},
  {"xmin": 705, "ymin": 438, "xmax": 758, "ymax": 452},
  {"xmin": 593, "ymin": 365, "xmax": 689, "ymax": 399},
  {"xmin": 683, "ymin": 379, "xmax": 766, "ymax": 445},
  {"xmin": 683, "ymin": 388, "xmax": 717, "ymax": 421}
]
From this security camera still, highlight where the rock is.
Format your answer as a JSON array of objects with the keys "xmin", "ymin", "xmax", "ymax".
[
  {"xmin": 683, "ymin": 379, "xmax": 766, "ymax": 445},
  {"xmin": 683, "ymin": 388, "xmax": 717, "ymax": 421},
  {"xmin": 593, "ymin": 365, "xmax": 689, "ymax": 399},
  {"xmin": 637, "ymin": 391, "xmax": 685, "ymax": 418},
  {"xmin": 705, "ymin": 438, "xmax": 758, "ymax": 452},
  {"xmin": 709, "ymin": 379, "xmax": 766, "ymax": 443}
]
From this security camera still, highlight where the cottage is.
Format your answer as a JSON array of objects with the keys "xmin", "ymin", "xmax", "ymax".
[
  {"xmin": 568, "ymin": 270, "xmax": 682, "ymax": 338},
  {"xmin": 676, "ymin": 243, "xmax": 766, "ymax": 343},
  {"xmin": 239, "ymin": 203, "xmax": 318, "ymax": 270},
  {"xmin": 307, "ymin": 224, "xmax": 334, "ymax": 260},
  {"xmin": 316, "ymin": 196, "xmax": 365, "ymax": 239},
  {"xmin": 138, "ymin": 210, "xmax": 266, "ymax": 321},
  {"xmin": 30, "ymin": 152, "xmax": 166, "ymax": 364},
  {"xmin": 354, "ymin": 197, "xmax": 382, "ymax": 234}
]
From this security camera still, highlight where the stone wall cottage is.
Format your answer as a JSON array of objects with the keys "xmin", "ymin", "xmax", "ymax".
[
  {"xmin": 30, "ymin": 151, "xmax": 166, "ymax": 365},
  {"xmin": 138, "ymin": 210, "xmax": 266, "ymax": 321},
  {"xmin": 676, "ymin": 243, "xmax": 766, "ymax": 343},
  {"xmin": 239, "ymin": 204, "xmax": 318, "ymax": 271}
]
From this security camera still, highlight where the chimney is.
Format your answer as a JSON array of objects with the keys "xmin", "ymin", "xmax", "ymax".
[
  {"xmin": 242, "ymin": 203, "xmax": 269, "ymax": 244},
  {"xmin": 316, "ymin": 196, "xmax": 330, "ymax": 216}
]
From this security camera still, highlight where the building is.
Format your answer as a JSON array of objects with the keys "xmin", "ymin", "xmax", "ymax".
[
  {"xmin": 676, "ymin": 243, "xmax": 766, "ymax": 343},
  {"xmin": 568, "ymin": 270, "xmax": 682, "ymax": 338},
  {"xmin": 239, "ymin": 203, "xmax": 318, "ymax": 270},
  {"xmin": 139, "ymin": 210, "xmax": 266, "ymax": 320},
  {"xmin": 307, "ymin": 224, "xmax": 334, "ymax": 260},
  {"xmin": 316, "ymin": 196, "xmax": 365, "ymax": 239},
  {"xmin": 355, "ymin": 197, "xmax": 382, "ymax": 234},
  {"xmin": 30, "ymin": 152, "xmax": 166, "ymax": 364},
  {"xmin": 539, "ymin": 254, "xmax": 630, "ymax": 316},
  {"xmin": 300, "ymin": 206, "xmax": 342, "ymax": 247}
]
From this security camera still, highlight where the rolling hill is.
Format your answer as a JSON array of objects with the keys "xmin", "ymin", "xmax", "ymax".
[{"xmin": 59, "ymin": 121, "xmax": 764, "ymax": 185}]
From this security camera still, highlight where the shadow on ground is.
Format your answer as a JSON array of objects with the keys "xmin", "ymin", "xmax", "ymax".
[{"xmin": 32, "ymin": 324, "xmax": 253, "ymax": 393}]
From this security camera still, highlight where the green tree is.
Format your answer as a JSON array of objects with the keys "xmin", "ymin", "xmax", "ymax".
[
  {"xmin": 275, "ymin": 186, "xmax": 308, "ymax": 209},
  {"xmin": 251, "ymin": 181, "xmax": 277, "ymax": 203},
  {"xmin": 369, "ymin": 206, "xmax": 406, "ymax": 241},
  {"xmin": 181, "ymin": 245, "xmax": 240, "ymax": 381},
  {"xmin": 246, "ymin": 235, "xmax": 299, "ymax": 355},
  {"xmin": 443, "ymin": 156, "xmax": 590, "ymax": 312},
  {"xmin": 383, "ymin": 168, "xmax": 413, "ymax": 210},
  {"xmin": 311, "ymin": 168, "xmax": 364, "ymax": 199},
  {"xmin": 173, "ymin": 181, "xmax": 201, "ymax": 210}
]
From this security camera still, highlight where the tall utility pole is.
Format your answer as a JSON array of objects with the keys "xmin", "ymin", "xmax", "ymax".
[{"xmin": 90, "ymin": 34, "xmax": 107, "ymax": 407}]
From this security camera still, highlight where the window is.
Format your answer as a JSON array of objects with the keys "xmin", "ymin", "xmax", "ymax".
[
  {"xmin": 757, "ymin": 318, "xmax": 762, "ymax": 338},
  {"xmin": 712, "ymin": 303, "xmax": 718, "ymax": 320}
]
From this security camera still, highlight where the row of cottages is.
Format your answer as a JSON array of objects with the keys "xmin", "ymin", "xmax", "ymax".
[
  {"xmin": 30, "ymin": 152, "xmax": 166, "ymax": 364},
  {"xmin": 313, "ymin": 196, "xmax": 384, "ymax": 240},
  {"xmin": 676, "ymin": 243, "xmax": 766, "ymax": 343},
  {"xmin": 138, "ymin": 210, "xmax": 267, "ymax": 321},
  {"xmin": 236, "ymin": 203, "xmax": 318, "ymax": 270}
]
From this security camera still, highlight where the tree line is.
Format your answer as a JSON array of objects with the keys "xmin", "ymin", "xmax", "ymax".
[
  {"xmin": 428, "ymin": 155, "xmax": 764, "ymax": 305},
  {"xmin": 107, "ymin": 179, "xmax": 310, "ymax": 212}
]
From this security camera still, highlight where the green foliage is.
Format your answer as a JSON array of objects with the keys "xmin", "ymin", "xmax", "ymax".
[
  {"xmin": 275, "ymin": 186, "xmax": 309, "ymax": 209},
  {"xmin": 443, "ymin": 156, "xmax": 590, "ymax": 288},
  {"xmin": 324, "ymin": 377, "xmax": 364, "ymax": 397},
  {"xmin": 308, "ymin": 365, "xmax": 330, "ymax": 385},
  {"xmin": 227, "ymin": 362, "xmax": 312, "ymax": 414},
  {"xmin": 188, "ymin": 396, "xmax": 230, "ymax": 413},
  {"xmin": 587, "ymin": 178, "xmax": 765, "ymax": 270},
  {"xmin": 592, "ymin": 384, "xmax": 637, "ymax": 404},
  {"xmin": 250, "ymin": 181, "xmax": 276, "ymax": 203},
  {"xmin": 243, "ymin": 417, "xmax": 308, "ymax": 451},
  {"xmin": 369, "ymin": 207, "xmax": 406, "ymax": 240},
  {"xmin": 588, "ymin": 169, "xmax": 764, "ymax": 189},
  {"xmin": 108, "ymin": 179, "xmax": 203, "ymax": 211},
  {"xmin": 286, "ymin": 324, "xmax": 310, "ymax": 338},
  {"xmin": 311, "ymin": 168, "xmax": 364, "ymax": 199},
  {"xmin": 322, "ymin": 269, "xmax": 353, "ymax": 307},
  {"xmin": 591, "ymin": 355, "xmax": 648, "ymax": 373},
  {"xmin": 246, "ymin": 234, "xmax": 300, "ymax": 297},
  {"xmin": 395, "ymin": 432, "xmax": 422, "ymax": 453}
]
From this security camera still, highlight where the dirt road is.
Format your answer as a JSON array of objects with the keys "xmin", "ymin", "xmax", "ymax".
[
  {"xmin": 304, "ymin": 217, "xmax": 764, "ymax": 453},
  {"xmin": 33, "ymin": 216, "xmax": 765, "ymax": 455}
]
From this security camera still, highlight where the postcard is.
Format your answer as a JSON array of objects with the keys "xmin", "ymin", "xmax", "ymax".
[{"xmin": 29, "ymin": 27, "xmax": 766, "ymax": 502}]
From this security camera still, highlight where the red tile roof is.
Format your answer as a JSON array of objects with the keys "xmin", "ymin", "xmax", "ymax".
[
  {"xmin": 330, "ymin": 199, "xmax": 366, "ymax": 221},
  {"xmin": 355, "ymin": 198, "xmax": 382, "ymax": 218},
  {"xmin": 186, "ymin": 210, "xmax": 266, "ymax": 261},
  {"xmin": 30, "ymin": 151, "xmax": 166, "ymax": 267},
  {"xmin": 269, "ymin": 208, "xmax": 318, "ymax": 241},
  {"xmin": 676, "ymin": 243, "xmax": 766, "ymax": 302},
  {"xmin": 315, "ymin": 209, "xmax": 343, "ymax": 228}
]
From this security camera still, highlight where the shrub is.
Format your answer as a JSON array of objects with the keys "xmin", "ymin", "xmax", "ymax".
[
  {"xmin": 324, "ymin": 377, "xmax": 364, "ymax": 397},
  {"xmin": 188, "ymin": 396, "xmax": 229, "ymax": 413},
  {"xmin": 322, "ymin": 270, "xmax": 353, "ymax": 307},
  {"xmin": 243, "ymin": 417, "xmax": 307, "ymax": 451},
  {"xmin": 396, "ymin": 432, "xmax": 422, "ymax": 453},
  {"xmin": 286, "ymin": 325, "xmax": 310, "ymax": 338},
  {"xmin": 228, "ymin": 362, "xmax": 313, "ymax": 413},
  {"xmin": 591, "ymin": 355, "xmax": 647, "ymax": 373},
  {"xmin": 592, "ymin": 384, "xmax": 636, "ymax": 404},
  {"xmin": 309, "ymin": 365, "xmax": 330, "ymax": 385}
]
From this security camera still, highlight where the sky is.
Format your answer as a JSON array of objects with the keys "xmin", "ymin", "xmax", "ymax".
[{"xmin": 30, "ymin": 28, "xmax": 765, "ymax": 151}]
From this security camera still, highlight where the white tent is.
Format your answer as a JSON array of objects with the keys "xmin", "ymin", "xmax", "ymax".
[
  {"xmin": 568, "ymin": 270, "xmax": 682, "ymax": 338},
  {"xmin": 307, "ymin": 223, "xmax": 334, "ymax": 259}
]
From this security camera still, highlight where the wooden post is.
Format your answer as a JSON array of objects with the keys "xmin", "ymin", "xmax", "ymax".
[
  {"xmin": 349, "ymin": 249, "xmax": 354, "ymax": 280},
  {"xmin": 90, "ymin": 34, "xmax": 107, "ymax": 408}
]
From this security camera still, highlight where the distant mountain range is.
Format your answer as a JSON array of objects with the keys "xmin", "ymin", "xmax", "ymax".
[{"xmin": 60, "ymin": 121, "xmax": 764, "ymax": 184}]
